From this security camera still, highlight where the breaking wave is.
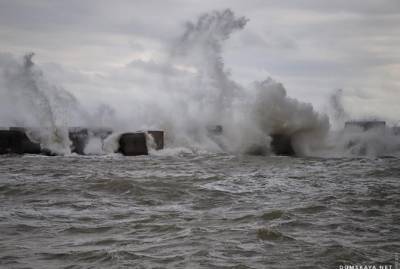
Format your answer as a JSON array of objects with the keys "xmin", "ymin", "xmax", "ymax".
[{"xmin": 0, "ymin": 9, "xmax": 398, "ymax": 157}]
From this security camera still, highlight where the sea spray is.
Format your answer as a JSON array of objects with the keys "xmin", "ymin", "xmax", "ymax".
[
  {"xmin": 0, "ymin": 53, "xmax": 77, "ymax": 154},
  {"xmin": 321, "ymin": 89, "xmax": 400, "ymax": 157},
  {"xmin": 0, "ymin": 10, "xmax": 347, "ymax": 157},
  {"xmin": 164, "ymin": 9, "xmax": 330, "ymax": 155},
  {"xmin": 146, "ymin": 132, "xmax": 158, "ymax": 154},
  {"xmin": 0, "ymin": 10, "xmax": 398, "ymax": 158},
  {"xmin": 83, "ymin": 135, "xmax": 104, "ymax": 155},
  {"xmin": 328, "ymin": 89, "xmax": 349, "ymax": 130},
  {"xmin": 160, "ymin": 9, "xmax": 248, "ymax": 151},
  {"xmin": 102, "ymin": 132, "xmax": 123, "ymax": 154},
  {"xmin": 320, "ymin": 123, "xmax": 400, "ymax": 158}
]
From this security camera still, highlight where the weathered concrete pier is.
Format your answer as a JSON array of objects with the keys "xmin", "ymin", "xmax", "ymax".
[
  {"xmin": 118, "ymin": 132, "xmax": 148, "ymax": 156},
  {"xmin": 0, "ymin": 127, "xmax": 164, "ymax": 156},
  {"xmin": 0, "ymin": 128, "xmax": 41, "ymax": 154},
  {"xmin": 5, "ymin": 121, "xmax": 394, "ymax": 157}
]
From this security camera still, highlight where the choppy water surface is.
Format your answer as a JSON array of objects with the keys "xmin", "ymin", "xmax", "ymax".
[{"xmin": 0, "ymin": 153, "xmax": 399, "ymax": 268}]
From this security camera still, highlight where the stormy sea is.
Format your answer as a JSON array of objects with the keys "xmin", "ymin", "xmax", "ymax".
[
  {"xmin": 0, "ymin": 153, "xmax": 399, "ymax": 268},
  {"xmin": 0, "ymin": 8, "xmax": 399, "ymax": 269}
]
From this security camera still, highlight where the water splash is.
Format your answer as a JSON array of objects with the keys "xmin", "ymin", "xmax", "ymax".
[
  {"xmin": 329, "ymin": 89, "xmax": 349, "ymax": 129},
  {"xmin": 0, "ymin": 53, "xmax": 76, "ymax": 154},
  {"xmin": 0, "ymin": 9, "xmax": 398, "ymax": 158},
  {"xmin": 162, "ymin": 9, "xmax": 330, "ymax": 156}
]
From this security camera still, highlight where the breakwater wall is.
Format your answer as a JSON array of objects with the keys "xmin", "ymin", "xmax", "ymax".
[{"xmin": 0, "ymin": 127, "xmax": 164, "ymax": 156}]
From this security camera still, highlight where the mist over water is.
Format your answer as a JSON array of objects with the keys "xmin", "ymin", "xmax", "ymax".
[
  {"xmin": 0, "ymin": 9, "xmax": 399, "ymax": 157},
  {"xmin": 0, "ymin": 8, "xmax": 399, "ymax": 269}
]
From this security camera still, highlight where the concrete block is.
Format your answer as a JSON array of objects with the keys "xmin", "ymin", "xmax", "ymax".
[
  {"xmin": 119, "ymin": 132, "xmax": 148, "ymax": 156},
  {"xmin": 8, "ymin": 127, "xmax": 41, "ymax": 154},
  {"xmin": 270, "ymin": 134, "xmax": 294, "ymax": 156},
  {"xmin": 148, "ymin": 130, "xmax": 164, "ymax": 150},
  {"xmin": 0, "ymin": 129, "xmax": 41, "ymax": 154},
  {"xmin": 0, "ymin": 130, "xmax": 13, "ymax": 154}
]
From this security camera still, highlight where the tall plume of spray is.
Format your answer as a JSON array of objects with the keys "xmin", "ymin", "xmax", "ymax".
[
  {"xmin": 0, "ymin": 53, "xmax": 89, "ymax": 155},
  {"xmin": 173, "ymin": 9, "xmax": 246, "ymax": 121},
  {"xmin": 165, "ymin": 9, "xmax": 400, "ymax": 158},
  {"xmin": 162, "ymin": 9, "xmax": 330, "ymax": 155},
  {"xmin": 159, "ymin": 9, "xmax": 248, "ymax": 151},
  {"xmin": 329, "ymin": 89, "xmax": 348, "ymax": 129},
  {"xmin": 0, "ymin": 10, "xmax": 331, "ymax": 156}
]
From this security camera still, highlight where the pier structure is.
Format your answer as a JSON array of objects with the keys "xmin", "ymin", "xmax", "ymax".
[{"xmin": 0, "ymin": 127, "xmax": 164, "ymax": 156}]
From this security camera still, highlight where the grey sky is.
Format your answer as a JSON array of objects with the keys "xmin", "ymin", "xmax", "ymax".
[{"xmin": 0, "ymin": 0, "xmax": 399, "ymax": 124}]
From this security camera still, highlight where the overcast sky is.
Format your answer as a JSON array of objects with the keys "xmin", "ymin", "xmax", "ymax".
[{"xmin": 0, "ymin": 0, "xmax": 399, "ymax": 124}]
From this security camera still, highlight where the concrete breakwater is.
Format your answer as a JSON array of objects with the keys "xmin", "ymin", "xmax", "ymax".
[
  {"xmin": 2, "ymin": 121, "xmax": 396, "ymax": 157},
  {"xmin": 0, "ymin": 127, "xmax": 164, "ymax": 156},
  {"xmin": 0, "ymin": 129, "xmax": 41, "ymax": 154},
  {"xmin": 0, "ymin": 126, "xmax": 295, "ymax": 156}
]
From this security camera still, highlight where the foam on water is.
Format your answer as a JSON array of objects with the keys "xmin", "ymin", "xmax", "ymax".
[{"xmin": 1, "ymin": 154, "xmax": 398, "ymax": 268}]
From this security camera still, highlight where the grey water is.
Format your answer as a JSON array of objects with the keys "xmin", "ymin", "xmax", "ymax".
[{"xmin": 0, "ymin": 153, "xmax": 399, "ymax": 268}]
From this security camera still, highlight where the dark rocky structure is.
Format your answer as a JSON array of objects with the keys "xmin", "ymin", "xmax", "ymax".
[
  {"xmin": 0, "ymin": 129, "xmax": 41, "ymax": 154},
  {"xmin": 119, "ymin": 132, "xmax": 148, "ymax": 156},
  {"xmin": 345, "ymin": 121, "xmax": 386, "ymax": 131},
  {"xmin": 270, "ymin": 134, "xmax": 295, "ymax": 156},
  {"xmin": 243, "ymin": 133, "xmax": 295, "ymax": 156},
  {"xmin": 148, "ymin": 131, "xmax": 164, "ymax": 150},
  {"xmin": 0, "ymin": 127, "xmax": 162, "ymax": 156}
]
